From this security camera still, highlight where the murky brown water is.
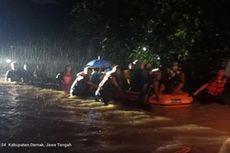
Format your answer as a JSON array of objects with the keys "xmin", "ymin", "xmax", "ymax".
[{"xmin": 0, "ymin": 82, "xmax": 230, "ymax": 153}]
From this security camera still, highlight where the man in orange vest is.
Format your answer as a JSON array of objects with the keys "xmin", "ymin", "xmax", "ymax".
[{"xmin": 193, "ymin": 68, "xmax": 228, "ymax": 105}]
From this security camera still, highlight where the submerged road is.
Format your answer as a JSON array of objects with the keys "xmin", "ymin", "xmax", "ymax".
[{"xmin": 0, "ymin": 83, "xmax": 230, "ymax": 153}]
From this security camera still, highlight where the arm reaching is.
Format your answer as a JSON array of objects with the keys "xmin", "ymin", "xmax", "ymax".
[{"xmin": 193, "ymin": 83, "xmax": 208, "ymax": 96}]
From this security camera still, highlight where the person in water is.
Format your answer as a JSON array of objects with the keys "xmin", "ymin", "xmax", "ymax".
[
  {"xmin": 125, "ymin": 63, "xmax": 152, "ymax": 108},
  {"xmin": 33, "ymin": 64, "xmax": 44, "ymax": 82},
  {"xmin": 110, "ymin": 66, "xmax": 131, "ymax": 92},
  {"xmin": 95, "ymin": 65, "xmax": 118, "ymax": 105},
  {"xmin": 193, "ymin": 68, "xmax": 228, "ymax": 105},
  {"xmin": 21, "ymin": 64, "xmax": 32, "ymax": 83},
  {"xmin": 56, "ymin": 64, "xmax": 74, "ymax": 93},
  {"xmin": 70, "ymin": 67, "xmax": 97, "ymax": 97},
  {"xmin": 130, "ymin": 63, "xmax": 150, "ymax": 92},
  {"xmin": 5, "ymin": 62, "xmax": 23, "ymax": 82},
  {"xmin": 91, "ymin": 68, "xmax": 103, "ymax": 85}
]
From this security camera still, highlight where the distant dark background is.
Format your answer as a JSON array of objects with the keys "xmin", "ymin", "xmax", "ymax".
[{"xmin": 0, "ymin": 0, "xmax": 71, "ymax": 40}]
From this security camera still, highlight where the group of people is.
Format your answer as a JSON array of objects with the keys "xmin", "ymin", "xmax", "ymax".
[
  {"xmin": 5, "ymin": 62, "xmax": 43, "ymax": 83},
  {"xmin": 5, "ymin": 60, "xmax": 229, "ymax": 106},
  {"xmin": 56, "ymin": 61, "xmax": 229, "ymax": 106}
]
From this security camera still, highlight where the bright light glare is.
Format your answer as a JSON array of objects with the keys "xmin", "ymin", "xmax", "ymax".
[
  {"xmin": 6, "ymin": 59, "xmax": 12, "ymax": 63},
  {"xmin": 133, "ymin": 60, "xmax": 138, "ymax": 64},
  {"xmin": 152, "ymin": 68, "xmax": 160, "ymax": 72},
  {"xmin": 142, "ymin": 47, "xmax": 147, "ymax": 51}
]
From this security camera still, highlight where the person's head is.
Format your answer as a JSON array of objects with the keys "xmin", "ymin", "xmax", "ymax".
[
  {"xmin": 11, "ymin": 62, "xmax": 18, "ymax": 70},
  {"xmin": 65, "ymin": 64, "xmax": 72, "ymax": 73},
  {"xmin": 145, "ymin": 63, "xmax": 153, "ymax": 71},
  {"xmin": 84, "ymin": 67, "xmax": 92, "ymax": 75},
  {"xmin": 217, "ymin": 69, "xmax": 225, "ymax": 77},
  {"xmin": 171, "ymin": 61, "xmax": 180, "ymax": 71},
  {"xmin": 93, "ymin": 68, "xmax": 99, "ymax": 72},
  {"xmin": 140, "ymin": 63, "xmax": 145, "ymax": 70},
  {"xmin": 115, "ymin": 66, "xmax": 122, "ymax": 75}
]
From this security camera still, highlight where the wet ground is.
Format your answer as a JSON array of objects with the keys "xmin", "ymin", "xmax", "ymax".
[{"xmin": 0, "ymin": 82, "xmax": 230, "ymax": 153}]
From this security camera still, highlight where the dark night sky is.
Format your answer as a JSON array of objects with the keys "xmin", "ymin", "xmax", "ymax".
[
  {"xmin": 1, "ymin": 0, "xmax": 229, "ymax": 44},
  {"xmin": 0, "ymin": 0, "xmax": 72, "ymax": 42}
]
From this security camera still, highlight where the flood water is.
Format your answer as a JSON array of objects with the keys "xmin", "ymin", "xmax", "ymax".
[{"xmin": 0, "ymin": 82, "xmax": 230, "ymax": 153}]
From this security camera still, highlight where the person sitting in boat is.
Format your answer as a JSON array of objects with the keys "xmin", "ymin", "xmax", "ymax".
[
  {"xmin": 193, "ymin": 68, "xmax": 228, "ymax": 105},
  {"xmin": 161, "ymin": 62, "xmax": 185, "ymax": 93},
  {"xmin": 70, "ymin": 67, "xmax": 97, "ymax": 97},
  {"xmin": 56, "ymin": 64, "xmax": 74, "ymax": 93},
  {"xmin": 151, "ymin": 62, "xmax": 185, "ymax": 100},
  {"xmin": 5, "ymin": 61, "xmax": 23, "ymax": 82}
]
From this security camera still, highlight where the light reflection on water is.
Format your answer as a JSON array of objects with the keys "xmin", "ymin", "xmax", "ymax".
[{"xmin": 0, "ymin": 83, "xmax": 230, "ymax": 153}]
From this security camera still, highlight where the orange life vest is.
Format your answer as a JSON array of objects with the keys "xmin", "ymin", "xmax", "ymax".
[
  {"xmin": 63, "ymin": 73, "xmax": 74, "ymax": 85},
  {"xmin": 206, "ymin": 77, "xmax": 227, "ymax": 95},
  {"xmin": 62, "ymin": 73, "xmax": 74, "ymax": 93}
]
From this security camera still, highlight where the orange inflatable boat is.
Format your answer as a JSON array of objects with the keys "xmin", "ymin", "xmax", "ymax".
[{"xmin": 148, "ymin": 92, "xmax": 193, "ymax": 107}]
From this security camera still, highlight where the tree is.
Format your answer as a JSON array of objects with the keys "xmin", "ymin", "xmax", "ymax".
[{"xmin": 71, "ymin": 0, "xmax": 202, "ymax": 65}]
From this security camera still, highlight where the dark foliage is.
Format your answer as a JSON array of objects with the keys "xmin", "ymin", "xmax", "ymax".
[{"xmin": 70, "ymin": 0, "xmax": 230, "ymax": 86}]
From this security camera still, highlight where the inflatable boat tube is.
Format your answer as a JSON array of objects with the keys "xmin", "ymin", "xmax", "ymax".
[{"xmin": 148, "ymin": 92, "xmax": 193, "ymax": 107}]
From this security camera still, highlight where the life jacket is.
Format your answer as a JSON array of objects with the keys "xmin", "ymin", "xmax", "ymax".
[
  {"xmin": 62, "ymin": 73, "xmax": 74, "ymax": 85},
  {"xmin": 60, "ymin": 73, "xmax": 74, "ymax": 93},
  {"xmin": 206, "ymin": 76, "xmax": 227, "ymax": 95}
]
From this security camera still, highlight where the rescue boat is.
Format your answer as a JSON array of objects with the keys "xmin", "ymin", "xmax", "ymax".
[{"xmin": 148, "ymin": 92, "xmax": 193, "ymax": 107}]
